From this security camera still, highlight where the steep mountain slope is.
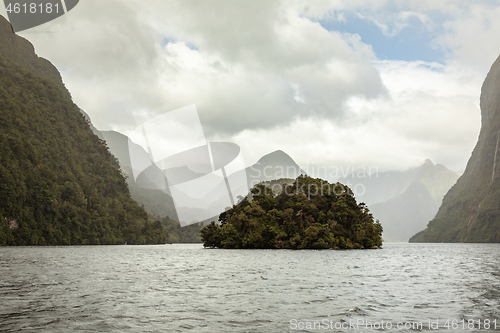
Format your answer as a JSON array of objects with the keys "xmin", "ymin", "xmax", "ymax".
[
  {"xmin": 100, "ymin": 134, "xmax": 306, "ymax": 223},
  {"xmin": 369, "ymin": 182, "xmax": 440, "ymax": 241},
  {"xmin": 0, "ymin": 17, "xmax": 167, "ymax": 245},
  {"xmin": 340, "ymin": 160, "xmax": 458, "ymax": 206},
  {"xmin": 98, "ymin": 133, "xmax": 306, "ymax": 239},
  {"xmin": 0, "ymin": 16, "xmax": 69, "ymax": 98},
  {"xmin": 101, "ymin": 132, "xmax": 204, "ymax": 243},
  {"xmin": 100, "ymin": 130, "xmax": 178, "ymax": 220},
  {"xmin": 411, "ymin": 55, "xmax": 500, "ymax": 243}
]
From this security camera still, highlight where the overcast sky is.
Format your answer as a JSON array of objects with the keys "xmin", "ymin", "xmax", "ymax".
[{"xmin": 3, "ymin": 0, "xmax": 500, "ymax": 177}]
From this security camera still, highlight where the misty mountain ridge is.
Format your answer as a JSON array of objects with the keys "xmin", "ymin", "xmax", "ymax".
[
  {"xmin": 370, "ymin": 182, "xmax": 442, "ymax": 242},
  {"xmin": 98, "ymin": 130, "xmax": 307, "ymax": 226},
  {"xmin": 340, "ymin": 159, "xmax": 458, "ymax": 206},
  {"xmin": 100, "ymin": 130, "xmax": 177, "ymax": 219},
  {"xmin": 100, "ymin": 126, "xmax": 459, "ymax": 242},
  {"xmin": 340, "ymin": 159, "xmax": 459, "ymax": 241}
]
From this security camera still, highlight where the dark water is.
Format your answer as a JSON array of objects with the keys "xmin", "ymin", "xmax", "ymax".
[{"xmin": 1, "ymin": 243, "xmax": 499, "ymax": 332}]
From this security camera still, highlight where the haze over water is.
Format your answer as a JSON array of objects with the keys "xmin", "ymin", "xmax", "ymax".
[{"xmin": 1, "ymin": 243, "xmax": 499, "ymax": 332}]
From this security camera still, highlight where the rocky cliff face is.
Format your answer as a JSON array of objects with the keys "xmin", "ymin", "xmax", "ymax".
[{"xmin": 411, "ymin": 55, "xmax": 500, "ymax": 242}]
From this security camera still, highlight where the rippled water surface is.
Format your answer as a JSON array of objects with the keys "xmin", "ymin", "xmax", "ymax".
[{"xmin": 1, "ymin": 243, "xmax": 499, "ymax": 332}]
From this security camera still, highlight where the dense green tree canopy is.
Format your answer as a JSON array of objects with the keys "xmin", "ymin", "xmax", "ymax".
[
  {"xmin": 0, "ymin": 57, "xmax": 167, "ymax": 245},
  {"xmin": 201, "ymin": 175, "xmax": 383, "ymax": 249}
]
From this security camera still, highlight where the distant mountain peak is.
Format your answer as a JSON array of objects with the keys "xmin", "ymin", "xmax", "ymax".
[
  {"xmin": 244, "ymin": 150, "xmax": 305, "ymax": 186},
  {"xmin": 256, "ymin": 150, "xmax": 298, "ymax": 167},
  {"xmin": 423, "ymin": 159, "xmax": 434, "ymax": 166}
]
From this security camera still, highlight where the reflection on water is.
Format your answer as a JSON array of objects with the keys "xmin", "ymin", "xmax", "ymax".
[{"xmin": 0, "ymin": 243, "xmax": 499, "ymax": 332}]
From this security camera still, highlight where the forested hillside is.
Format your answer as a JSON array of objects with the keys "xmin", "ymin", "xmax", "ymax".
[{"xmin": 0, "ymin": 17, "xmax": 167, "ymax": 245}]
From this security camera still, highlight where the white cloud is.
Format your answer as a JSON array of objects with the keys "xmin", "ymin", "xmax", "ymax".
[
  {"xmin": 1, "ymin": 0, "xmax": 497, "ymax": 174},
  {"xmin": 14, "ymin": 0, "xmax": 385, "ymax": 135},
  {"xmin": 434, "ymin": 2, "xmax": 500, "ymax": 72},
  {"xmin": 225, "ymin": 59, "xmax": 481, "ymax": 174}
]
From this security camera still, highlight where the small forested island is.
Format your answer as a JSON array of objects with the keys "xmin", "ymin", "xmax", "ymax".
[{"xmin": 201, "ymin": 175, "xmax": 383, "ymax": 249}]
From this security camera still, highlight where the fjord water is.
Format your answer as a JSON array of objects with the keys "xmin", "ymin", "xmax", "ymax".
[{"xmin": 1, "ymin": 243, "xmax": 499, "ymax": 332}]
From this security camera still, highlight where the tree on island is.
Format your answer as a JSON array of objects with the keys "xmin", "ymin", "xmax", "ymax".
[{"xmin": 200, "ymin": 175, "xmax": 383, "ymax": 249}]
